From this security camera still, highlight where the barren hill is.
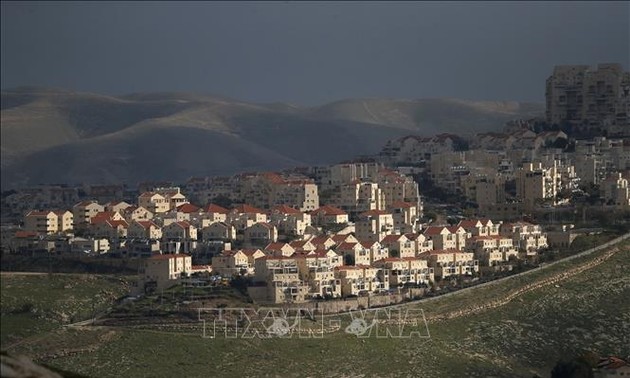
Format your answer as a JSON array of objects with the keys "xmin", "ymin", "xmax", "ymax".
[{"xmin": 0, "ymin": 88, "xmax": 543, "ymax": 188}]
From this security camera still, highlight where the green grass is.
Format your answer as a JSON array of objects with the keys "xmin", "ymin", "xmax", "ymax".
[
  {"xmin": 3, "ymin": 242, "xmax": 629, "ymax": 377},
  {"xmin": 1, "ymin": 273, "xmax": 129, "ymax": 347}
]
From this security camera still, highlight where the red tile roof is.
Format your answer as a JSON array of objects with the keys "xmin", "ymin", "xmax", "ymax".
[
  {"xmin": 336, "ymin": 242, "xmax": 358, "ymax": 251},
  {"xmin": 380, "ymin": 234, "xmax": 406, "ymax": 243},
  {"xmin": 176, "ymin": 203, "xmax": 200, "ymax": 213},
  {"xmin": 205, "ymin": 203, "xmax": 229, "ymax": 214},
  {"xmin": 15, "ymin": 231, "xmax": 39, "ymax": 238},
  {"xmin": 423, "ymin": 226, "xmax": 448, "ymax": 236},
  {"xmin": 232, "ymin": 204, "xmax": 266, "ymax": 214}
]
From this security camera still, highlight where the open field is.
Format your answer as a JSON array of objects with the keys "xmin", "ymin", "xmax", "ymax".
[
  {"xmin": 2, "ymin": 240, "xmax": 628, "ymax": 377},
  {"xmin": 0, "ymin": 273, "xmax": 130, "ymax": 347}
]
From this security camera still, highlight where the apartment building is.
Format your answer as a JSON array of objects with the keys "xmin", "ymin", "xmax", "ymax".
[
  {"xmin": 355, "ymin": 210, "xmax": 395, "ymax": 242},
  {"xmin": 294, "ymin": 250, "xmax": 342, "ymax": 299},
  {"xmin": 500, "ymin": 222, "xmax": 548, "ymax": 255},
  {"xmin": 425, "ymin": 250, "xmax": 479, "ymax": 279},
  {"xmin": 516, "ymin": 162, "xmax": 559, "ymax": 210},
  {"xmin": 269, "ymin": 205, "xmax": 312, "ymax": 236},
  {"xmin": 138, "ymin": 192, "xmax": 170, "ymax": 214},
  {"xmin": 379, "ymin": 234, "xmax": 415, "ymax": 258},
  {"xmin": 388, "ymin": 201, "xmax": 419, "ymax": 234},
  {"xmin": 373, "ymin": 257, "xmax": 434, "ymax": 287},
  {"xmin": 334, "ymin": 265, "xmax": 388, "ymax": 296},
  {"xmin": 72, "ymin": 200, "xmax": 104, "ymax": 229},
  {"xmin": 23, "ymin": 210, "xmax": 73, "ymax": 235},
  {"xmin": 601, "ymin": 172, "xmax": 630, "ymax": 207},
  {"xmin": 546, "ymin": 64, "xmax": 630, "ymax": 134},
  {"xmin": 253, "ymin": 256, "xmax": 309, "ymax": 303},
  {"xmin": 337, "ymin": 181, "xmax": 385, "ymax": 216},
  {"xmin": 465, "ymin": 236, "xmax": 519, "ymax": 266},
  {"xmin": 138, "ymin": 254, "xmax": 192, "ymax": 292}
]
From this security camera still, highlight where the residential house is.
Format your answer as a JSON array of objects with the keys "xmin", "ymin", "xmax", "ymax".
[
  {"xmin": 244, "ymin": 223, "xmax": 278, "ymax": 245},
  {"xmin": 380, "ymin": 234, "xmax": 415, "ymax": 258},
  {"xmin": 138, "ymin": 192, "xmax": 170, "ymax": 214},
  {"xmin": 310, "ymin": 205, "xmax": 349, "ymax": 226},
  {"xmin": 201, "ymin": 222, "xmax": 237, "ymax": 241},
  {"xmin": 264, "ymin": 242, "xmax": 296, "ymax": 257},
  {"xmin": 269, "ymin": 205, "xmax": 312, "ymax": 236},
  {"xmin": 128, "ymin": 221, "xmax": 162, "ymax": 240}
]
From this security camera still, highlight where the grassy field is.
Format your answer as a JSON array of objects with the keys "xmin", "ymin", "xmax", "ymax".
[
  {"xmin": 2, "ymin": 240, "xmax": 628, "ymax": 377},
  {"xmin": 0, "ymin": 273, "xmax": 130, "ymax": 347}
]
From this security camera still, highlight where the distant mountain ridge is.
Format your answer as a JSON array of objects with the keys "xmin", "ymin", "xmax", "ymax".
[{"xmin": 0, "ymin": 88, "xmax": 544, "ymax": 189}]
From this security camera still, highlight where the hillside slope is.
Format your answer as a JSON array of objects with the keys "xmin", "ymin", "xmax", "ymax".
[
  {"xmin": 1, "ymin": 88, "xmax": 544, "ymax": 188},
  {"xmin": 3, "ymin": 241, "xmax": 627, "ymax": 377}
]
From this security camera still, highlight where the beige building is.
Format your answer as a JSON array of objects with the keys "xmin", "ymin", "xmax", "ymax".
[
  {"xmin": 104, "ymin": 201, "xmax": 132, "ymax": 213},
  {"xmin": 24, "ymin": 211, "xmax": 57, "ymax": 235},
  {"xmin": 202, "ymin": 222, "xmax": 237, "ymax": 241},
  {"xmin": 334, "ymin": 265, "xmax": 388, "ymax": 296},
  {"xmin": 138, "ymin": 192, "xmax": 170, "ymax": 214},
  {"xmin": 425, "ymin": 250, "xmax": 479, "ymax": 279},
  {"xmin": 252, "ymin": 256, "xmax": 309, "ymax": 303},
  {"xmin": 154, "ymin": 187, "xmax": 189, "ymax": 210},
  {"xmin": 310, "ymin": 205, "xmax": 349, "ymax": 226},
  {"xmin": 269, "ymin": 205, "xmax": 312, "ymax": 236},
  {"xmin": 123, "ymin": 206, "xmax": 153, "ymax": 222},
  {"xmin": 373, "ymin": 257, "xmax": 434, "ymax": 287},
  {"xmin": 388, "ymin": 201, "xmax": 419, "ymax": 233},
  {"xmin": 465, "ymin": 236, "xmax": 519, "ymax": 266},
  {"xmin": 128, "ymin": 221, "xmax": 162, "ymax": 240},
  {"xmin": 212, "ymin": 249, "xmax": 264, "ymax": 276},
  {"xmin": 423, "ymin": 226, "xmax": 467, "ymax": 251},
  {"xmin": 294, "ymin": 250, "xmax": 342, "ymax": 299},
  {"xmin": 73, "ymin": 201, "xmax": 104, "ymax": 229},
  {"xmin": 516, "ymin": 162, "xmax": 559, "ymax": 210},
  {"xmin": 546, "ymin": 64, "xmax": 630, "ymax": 134},
  {"xmin": 379, "ymin": 234, "xmax": 415, "ymax": 258},
  {"xmin": 500, "ymin": 222, "xmax": 548, "ymax": 255},
  {"xmin": 355, "ymin": 210, "xmax": 394, "ymax": 242},
  {"xmin": 244, "ymin": 223, "xmax": 278, "ymax": 244},
  {"xmin": 138, "ymin": 254, "xmax": 192, "ymax": 292},
  {"xmin": 338, "ymin": 181, "xmax": 385, "ymax": 215},
  {"xmin": 93, "ymin": 219, "xmax": 128, "ymax": 240},
  {"xmin": 264, "ymin": 242, "xmax": 296, "ymax": 257}
]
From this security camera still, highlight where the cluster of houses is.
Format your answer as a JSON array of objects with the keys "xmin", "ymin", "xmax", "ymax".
[{"xmin": 136, "ymin": 217, "xmax": 548, "ymax": 304}]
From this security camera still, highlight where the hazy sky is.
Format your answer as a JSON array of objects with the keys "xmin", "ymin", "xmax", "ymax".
[{"xmin": 1, "ymin": 1, "xmax": 628, "ymax": 105}]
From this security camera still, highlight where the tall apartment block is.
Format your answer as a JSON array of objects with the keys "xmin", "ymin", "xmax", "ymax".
[{"xmin": 545, "ymin": 64, "xmax": 630, "ymax": 135}]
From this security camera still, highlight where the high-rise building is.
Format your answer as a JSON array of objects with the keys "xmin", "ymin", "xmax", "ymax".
[{"xmin": 545, "ymin": 64, "xmax": 630, "ymax": 135}]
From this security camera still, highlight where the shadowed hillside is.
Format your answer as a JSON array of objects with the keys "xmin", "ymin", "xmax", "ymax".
[{"xmin": 1, "ymin": 88, "xmax": 543, "ymax": 188}]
